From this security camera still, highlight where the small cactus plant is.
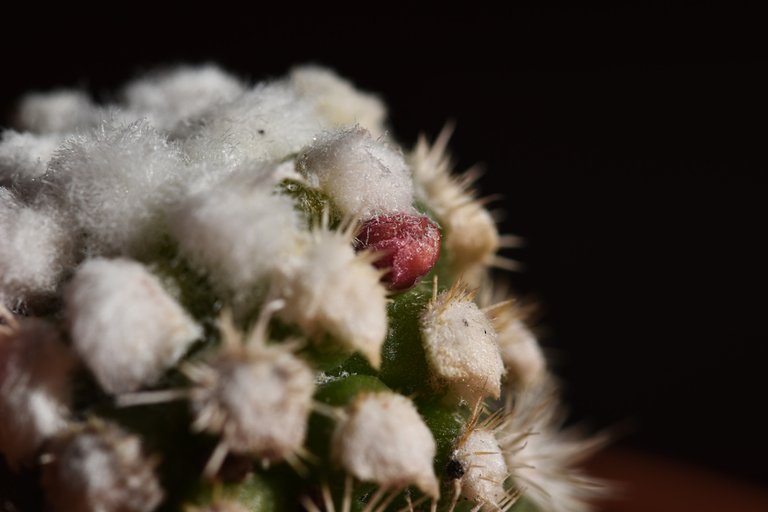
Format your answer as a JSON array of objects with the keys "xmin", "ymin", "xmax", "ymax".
[{"xmin": 0, "ymin": 65, "xmax": 604, "ymax": 512}]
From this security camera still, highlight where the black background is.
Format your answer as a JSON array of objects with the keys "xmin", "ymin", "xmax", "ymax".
[{"xmin": 2, "ymin": 7, "xmax": 766, "ymax": 485}]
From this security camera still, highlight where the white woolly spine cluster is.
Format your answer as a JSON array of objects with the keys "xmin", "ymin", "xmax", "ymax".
[
  {"xmin": 176, "ymin": 82, "xmax": 330, "ymax": 165},
  {"xmin": 420, "ymin": 285, "xmax": 505, "ymax": 403},
  {"xmin": 497, "ymin": 386, "xmax": 607, "ymax": 512},
  {"xmin": 479, "ymin": 293, "xmax": 547, "ymax": 391},
  {"xmin": 273, "ymin": 228, "xmax": 388, "ymax": 368},
  {"xmin": 16, "ymin": 89, "xmax": 98, "ymax": 134},
  {"xmin": 122, "ymin": 65, "xmax": 246, "ymax": 130},
  {"xmin": 0, "ymin": 130, "xmax": 63, "ymax": 198},
  {"xmin": 332, "ymin": 392, "xmax": 440, "ymax": 498},
  {"xmin": 0, "ymin": 65, "xmax": 422, "ymax": 309},
  {"xmin": 169, "ymin": 169, "xmax": 306, "ymax": 295},
  {"xmin": 185, "ymin": 322, "xmax": 315, "ymax": 464},
  {"xmin": 289, "ymin": 66, "xmax": 387, "ymax": 137},
  {"xmin": 45, "ymin": 120, "xmax": 188, "ymax": 255},
  {"xmin": 298, "ymin": 126, "xmax": 414, "ymax": 220},
  {"xmin": 41, "ymin": 420, "xmax": 164, "ymax": 512},
  {"xmin": 452, "ymin": 428, "xmax": 510, "ymax": 508},
  {"xmin": 0, "ymin": 64, "xmax": 600, "ymax": 512},
  {"xmin": 65, "ymin": 258, "xmax": 201, "ymax": 394},
  {"xmin": 0, "ymin": 189, "xmax": 75, "ymax": 308},
  {"xmin": 496, "ymin": 316, "xmax": 546, "ymax": 389}
]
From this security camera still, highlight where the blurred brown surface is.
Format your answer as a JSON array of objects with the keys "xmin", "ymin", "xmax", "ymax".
[{"xmin": 587, "ymin": 447, "xmax": 768, "ymax": 512}]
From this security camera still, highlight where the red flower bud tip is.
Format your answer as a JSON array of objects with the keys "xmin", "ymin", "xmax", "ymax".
[{"xmin": 355, "ymin": 213, "xmax": 441, "ymax": 291}]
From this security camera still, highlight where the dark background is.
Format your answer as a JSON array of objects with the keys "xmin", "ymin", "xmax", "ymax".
[{"xmin": 2, "ymin": 8, "xmax": 765, "ymax": 486}]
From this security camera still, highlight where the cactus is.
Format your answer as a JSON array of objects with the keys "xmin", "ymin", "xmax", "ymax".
[{"xmin": 0, "ymin": 65, "xmax": 605, "ymax": 512}]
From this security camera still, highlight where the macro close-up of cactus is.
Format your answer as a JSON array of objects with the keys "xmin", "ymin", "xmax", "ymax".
[{"xmin": 0, "ymin": 65, "xmax": 604, "ymax": 512}]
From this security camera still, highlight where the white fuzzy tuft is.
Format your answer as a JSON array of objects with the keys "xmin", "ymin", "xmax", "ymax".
[
  {"xmin": 273, "ymin": 228, "xmax": 388, "ymax": 368},
  {"xmin": 453, "ymin": 428, "xmax": 509, "ymax": 508},
  {"xmin": 298, "ymin": 126, "xmax": 414, "ymax": 219},
  {"xmin": 16, "ymin": 89, "xmax": 98, "ymax": 134},
  {"xmin": 0, "ymin": 189, "xmax": 75, "ymax": 308},
  {"xmin": 41, "ymin": 420, "xmax": 164, "ymax": 512},
  {"xmin": 45, "ymin": 120, "xmax": 187, "ymax": 255},
  {"xmin": 290, "ymin": 66, "xmax": 387, "ymax": 136},
  {"xmin": 497, "ymin": 317, "xmax": 546, "ymax": 388},
  {"xmin": 169, "ymin": 169, "xmax": 306, "ymax": 295},
  {"xmin": 498, "ymin": 385, "xmax": 606, "ymax": 512},
  {"xmin": 0, "ymin": 317, "xmax": 75, "ymax": 468},
  {"xmin": 123, "ymin": 65, "xmax": 245, "ymax": 130},
  {"xmin": 176, "ymin": 81, "xmax": 329, "ymax": 165},
  {"xmin": 420, "ymin": 286, "xmax": 504, "ymax": 403},
  {"xmin": 332, "ymin": 392, "xmax": 439, "ymax": 498},
  {"xmin": 65, "ymin": 258, "xmax": 201, "ymax": 394},
  {"xmin": 187, "ymin": 343, "xmax": 315, "ymax": 462},
  {"xmin": 0, "ymin": 130, "xmax": 63, "ymax": 198}
]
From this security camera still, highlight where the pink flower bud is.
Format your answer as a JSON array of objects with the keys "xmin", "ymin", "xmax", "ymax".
[{"xmin": 355, "ymin": 214, "xmax": 441, "ymax": 291}]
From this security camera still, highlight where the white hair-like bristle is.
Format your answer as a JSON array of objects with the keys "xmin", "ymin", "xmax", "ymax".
[
  {"xmin": 0, "ymin": 189, "xmax": 75, "ymax": 309},
  {"xmin": 186, "ymin": 342, "xmax": 315, "ymax": 462},
  {"xmin": 123, "ymin": 65, "xmax": 245, "ymax": 130},
  {"xmin": 273, "ymin": 228, "xmax": 388, "ymax": 368},
  {"xmin": 332, "ymin": 392, "xmax": 439, "ymax": 498},
  {"xmin": 176, "ymin": 81, "xmax": 329, "ymax": 165},
  {"xmin": 452, "ymin": 428, "xmax": 509, "ymax": 508},
  {"xmin": 169, "ymin": 168, "xmax": 306, "ymax": 295},
  {"xmin": 41, "ymin": 420, "xmax": 164, "ymax": 512},
  {"xmin": 16, "ymin": 89, "xmax": 98, "ymax": 134},
  {"xmin": 297, "ymin": 126, "xmax": 414, "ymax": 219},
  {"xmin": 0, "ymin": 130, "xmax": 63, "ymax": 199},
  {"xmin": 0, "ymin": 316, "xmax": 75, "ymax": 468},
  {"xmin": 420, "ymin": 286, "xmax": 504, "ymax": 403},
  {"xmin": 290, "ymin": 66, "xmax": 387, "ymax": 137},
  {"xmin": 65, "ymin": 258, "xmax": 201, "ymax": 394},
  {"xmin": 44, "ymin": 120, "xmax": 187, "ymax": 255},
  {"xmin": 498, "ymin": 385, "xmax": 606, "ymax": 512}
]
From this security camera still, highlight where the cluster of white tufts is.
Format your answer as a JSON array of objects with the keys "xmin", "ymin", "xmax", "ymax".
[
  {"xmin": 0, "ymin": 64, "xmax": 399, "ymax": 310},
  {"xmin": 0, "ymin": 64, "xmax": 598, "ymax": 512}
]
